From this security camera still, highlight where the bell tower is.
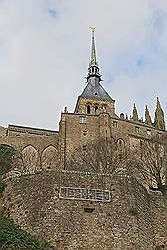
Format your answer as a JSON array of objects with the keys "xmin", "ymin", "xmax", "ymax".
[{"xmin": 75, "ymin": 28, "xmax": 116, "ymax": 117}]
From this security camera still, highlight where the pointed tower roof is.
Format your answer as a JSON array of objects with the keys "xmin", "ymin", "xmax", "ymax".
[
  {"xmin": 154, "ymin": 97, "xmax": 165, "ymax": 130},
  {"xmin": 145, "ymin": 105, "xmax": 152, "ymax": 126},
  {"xmin": 80, "ymin": 80, "xmax": 112, "ymax": 101},
  {"xmin": 80, "ymin": 28, "xmax": 113, "ymax": 101}
]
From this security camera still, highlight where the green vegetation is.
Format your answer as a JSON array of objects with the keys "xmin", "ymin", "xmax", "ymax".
[
  {"xmin": 0, "ymin": 175, "xmax": 6, "ymax": 194},
  {"xmin": 0, "ymin": 144, "xmax": 15, "ymax": 176},
  {"xmin": 0, "ymin": 212, "xmax": 52, "ymax": 250},
  {"xmin": 0, "ymin": 145, "xmax": 53, "ymax": 249},
  {"xmin": 0, "ymin": 144, "xmax": 15, "ymax": 195}
]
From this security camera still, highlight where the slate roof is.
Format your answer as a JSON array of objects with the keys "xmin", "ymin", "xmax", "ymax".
[{"xmin": 80, "ymin": 80, "xmax": 113, "ymax": 101}]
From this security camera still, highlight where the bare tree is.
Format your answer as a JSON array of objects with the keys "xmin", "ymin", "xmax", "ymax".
[
  {"xmin": 7, "ymin": 146, "xmax": 38, "ymax": 177},
  {"xmin": 41, "ymin": 146, "xmax": 59, "ymax": 171},
  {"xmin": 129, "ymin": 135, "xmax": 167, "ymax": 194},
  {"xmin": 66, "ymin": 138, "xmax": 128, "ymax": 175}
]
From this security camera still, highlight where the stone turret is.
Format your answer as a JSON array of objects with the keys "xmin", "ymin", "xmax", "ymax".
[
  {"xmin": 131, "ymin": 103, "xmax": 139, "ymax": 121},
  {"xmin": 145, "ymin": 105, "xmax": 152, "ymax": 126},
  {"xmin": 154, "ymin": 97, "xmax": 165, "ymax": 130}
]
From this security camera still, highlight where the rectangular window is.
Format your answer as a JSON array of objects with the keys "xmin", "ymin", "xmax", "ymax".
[
  {"xmin": 113, "ymin": 121, "xmax": 118, "ymax": 128},
  {"xmin": 79, "ymin": 116, "xmax": 86, "ymax": 124},
  {"xmin": 83, "ymin": 145, "xmax": 86, "ymax": 151},
  {"xmin": 135, "ymin": 126, "xmax": 140, "ymax": 133}
]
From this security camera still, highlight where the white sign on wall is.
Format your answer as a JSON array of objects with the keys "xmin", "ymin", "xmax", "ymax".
[{"xmin": 59, "ymin": 187, "xmax": 111, "ymax": 202}]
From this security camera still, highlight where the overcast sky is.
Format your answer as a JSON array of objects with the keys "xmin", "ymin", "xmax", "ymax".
[{"xmin": 0, "ymin": 0, "xmax": 167, "ymax": 130}]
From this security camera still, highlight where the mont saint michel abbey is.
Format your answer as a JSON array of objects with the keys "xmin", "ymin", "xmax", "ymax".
[{"xmin": 0, "ymin": 30, "xmax": 167, "ymax": 250}]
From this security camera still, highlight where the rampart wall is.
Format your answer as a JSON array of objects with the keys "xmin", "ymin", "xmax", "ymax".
[{"xmin": 3, "ymin": 171, "xmax": 166, "ymax": 250}]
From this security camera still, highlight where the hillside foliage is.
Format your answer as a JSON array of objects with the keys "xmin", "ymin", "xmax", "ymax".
[
  {"xmin": 0, "ymin": 144, "xmax": 53, "ymax": 250},
  {"xmin": 0, "ymin": 212, "xmax": 51, "ymax": 250}
]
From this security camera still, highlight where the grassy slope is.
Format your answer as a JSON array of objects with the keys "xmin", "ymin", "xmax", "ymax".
[{"xmin": 0, "ymin": 212, "xmax": 51, "ymax": 250}]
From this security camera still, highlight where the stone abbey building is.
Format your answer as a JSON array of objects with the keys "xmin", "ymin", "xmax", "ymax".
[{"xmin": 0, "ymin": 30, "xmax": 167, "ymax": 249}]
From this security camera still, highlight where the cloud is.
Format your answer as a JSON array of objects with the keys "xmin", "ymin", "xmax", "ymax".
[
  {"xmin": 0, "ymin": 0, "xmax": 167, "ymax": 129},
  {"xmin": 48, "ymin": 9, "xmax": 57, "ymax": 19}
]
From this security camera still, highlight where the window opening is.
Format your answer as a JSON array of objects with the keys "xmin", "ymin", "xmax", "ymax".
[
  {"xmin": 95, "ymin": 106, "xmax": 98, "ymax": 113},
  {"xmin": 147, "ymin": 129, "xmax": 151, "ymax": 137},
  {"xmin": 83, "ymin": 145, "xmax": 86, "ymax": 151},
  {"xmin": 135, "ymin": 126, "xmax": 140, "ymax": 133},
  {"xmin": 79, "ymin": 116, "xmax": 86, "ymax": 124},
  {"xmin": 83, "ymin": 131, "xmax": 87, "ymax": 136},
  {"xmin": 87, "ymin": 105, "xmax": 91, "ymax": 114},
  {"xmin": 118, "ymin": 140, "xmax": 122, "ymax": 146},
  {"xmin": 84, "ymin": 208, "xmax": 95, "ymax": 213},
  {"xmin": 113, "ymin": 121, "xmax": 118, "ymax": 128}
]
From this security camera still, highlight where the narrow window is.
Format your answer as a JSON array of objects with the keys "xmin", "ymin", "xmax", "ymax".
[
  {"xmin": 118, "ymin": 140, "xmax": 122, "ymax": 146},
  {"xmin": 102, "ymin": 106, "xmax": 106, "ymax": 112},
  {"xmin": 87, "ymin": 105, "xmax": 91, "ymax": 114},
  {"xmin": 135, "ymin": 126, "xmax": 140, "ymax": 133},
  {"xmin": 79, "ymin": 116, "xmax": 86, "ymax": 124},
  {"xmin": 95, "ymin": 106, "xmax": 98, "ymax": 113},
  {"xmin": 147, "ymin": 129, "xmax": 151, "ymax": 137},
  {"xmin": 113, "ymin": 121, "xmax": 118, "ymax": 128},
  {"xmin": 83, "ymin": 145, "xmax": 86, "ymax": 151}
]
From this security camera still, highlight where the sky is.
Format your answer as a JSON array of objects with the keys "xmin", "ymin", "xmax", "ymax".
[{"xmin": 1, "ymin": 0, "xmax": 167, "ymax": 130}]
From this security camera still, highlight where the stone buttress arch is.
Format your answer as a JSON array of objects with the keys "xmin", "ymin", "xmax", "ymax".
[
  {"xmin": 41, "ymin": 145, "xmax": 58, "ymax": 170},
  {"xmin": 21, "ymin": 145, "xmax": 38, "ymax": 174}
]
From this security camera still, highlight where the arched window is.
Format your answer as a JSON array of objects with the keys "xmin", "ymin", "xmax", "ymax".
[
  {"xmin": 117, "ymin": 139, "xmax": 126, "ymax": 159},
  {"xmin": 87, "ymin": 105, "xmax": 91, "ymax": 114},
  {"xmin": 95, "ymin": 106, "xmax": 98, "ymax": 114}
]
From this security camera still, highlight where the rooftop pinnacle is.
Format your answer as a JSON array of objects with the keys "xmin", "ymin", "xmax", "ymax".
[
  {"xmin": 89, "ymin": 27, "xmax": 98, "ymax": 68},
  {"xmin": 87, "ymin": 27, "xmax": 101, "ymax": 80},
  {"xmin": 154, "ymin": 97, "xmax": 165, "ymax": 130}
]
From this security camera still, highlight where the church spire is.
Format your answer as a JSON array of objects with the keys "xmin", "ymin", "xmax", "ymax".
[
  {"xmin": 87, "ymin": 27, "xmax": 101, "ymax": 80},
  {"xmin": 154, "ymin": 97, "xmax": 165, "ymax": 130},
  {"xmin": 145, "ymin": 105, "xmax": 152, "ymax": 126},
  {"xmin": 89, "ymin": 27, "xmax": 98, "ymax": 67}
]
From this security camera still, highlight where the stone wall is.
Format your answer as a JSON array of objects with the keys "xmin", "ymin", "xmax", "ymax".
[
  {"xmin": 150, "ymin": 191, "xmax": 167, "ymax": 249},
  {"xmin": 3, "ymin": 170, "xmax": 165, "ymax": 250}
]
